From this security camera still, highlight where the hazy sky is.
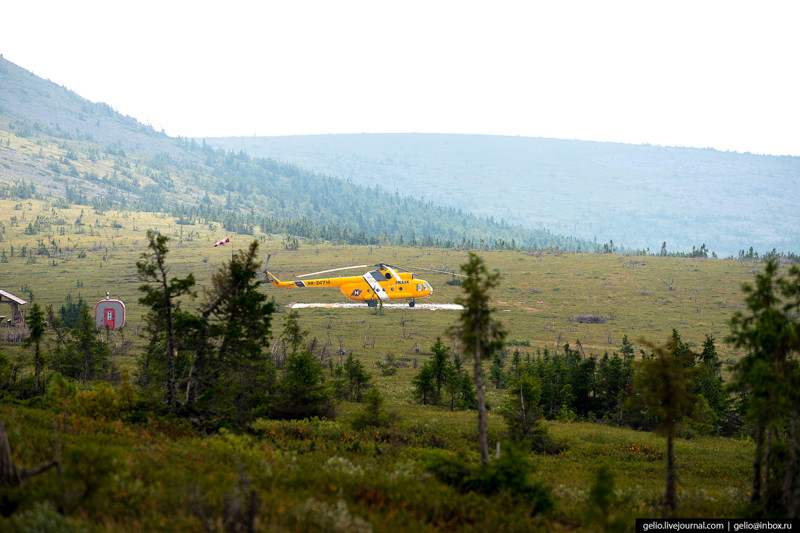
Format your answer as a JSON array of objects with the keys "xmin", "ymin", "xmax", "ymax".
[{"xmin": 2, "ymin": 1, "xmax": 799, "ymax": 155}]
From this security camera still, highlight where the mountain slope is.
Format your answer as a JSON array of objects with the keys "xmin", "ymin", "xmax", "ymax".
[
  {"xmin": 206, "ymin": 133, "xmax": 800, "ymax": 256},
  {"xmin": 0, "ymin": 57, "xmax": 585, "ymax": 250}
]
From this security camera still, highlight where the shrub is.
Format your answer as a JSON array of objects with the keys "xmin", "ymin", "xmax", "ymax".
[
  {"xmin": 270, "ymin": 351, "xmax": 335, "ymax": 420},
  {"xmin": 571, "ymin": 314, "xmax": 610, "ymax": 324},
  {"xmin": 350, "ymin": 388, "xmax": 395, "ymax": 430},
  {"xmin": 425, "ymin": 444, "xmax": 554, "ymax": 514},
  {"xmin": 9, "ymin": 501, "xmax": 86, "ymax": 533}
]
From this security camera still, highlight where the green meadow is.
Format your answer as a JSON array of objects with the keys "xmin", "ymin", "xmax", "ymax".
[
  {"xmin": 0, "ymin": 197, "xmax": 763, "ymax": 530},
  {"xmin": 1, "ymin": 197, "xmax": 756, "ymax": 361}
]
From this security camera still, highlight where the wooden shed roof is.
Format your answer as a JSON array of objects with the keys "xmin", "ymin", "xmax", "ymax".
[{"xmin": 0, "ymin": 290, "xmax": 27, "ymax": 305}]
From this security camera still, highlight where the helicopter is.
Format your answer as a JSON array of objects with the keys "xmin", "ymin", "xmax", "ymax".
[{"xmin": 262, "ymin": 255, "xmax": 462, "ymax": 307}]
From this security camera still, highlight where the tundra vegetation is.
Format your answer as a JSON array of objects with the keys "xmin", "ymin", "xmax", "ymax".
[
  {"xmin": 2, "ymin": 56, "xmax": 800, "ymax": 530},
  {"xmin": 0, "ymin": 196, "xmax": 798, "ymax": 531}
]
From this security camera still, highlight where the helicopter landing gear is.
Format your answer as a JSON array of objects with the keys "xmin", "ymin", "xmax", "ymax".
[
  {"xmin": 409, "ymin": 299, "xmax": 416, "ymax": 308},
  {"xmin": 367, "ymin": 300, "xmax": 377, "ymax": 308}
]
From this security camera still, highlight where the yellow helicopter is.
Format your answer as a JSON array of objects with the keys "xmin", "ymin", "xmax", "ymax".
[{"xmin": 263, "ymin": 256, "xmax": 460, "ymax": 307}]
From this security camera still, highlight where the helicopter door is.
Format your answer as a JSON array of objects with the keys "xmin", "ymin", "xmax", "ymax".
[{"xmin": 363, "ymin": 271, "xmax": 389, "ymax": 300}]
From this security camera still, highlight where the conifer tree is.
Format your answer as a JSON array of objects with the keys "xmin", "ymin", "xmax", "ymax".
[
  {"xmin": 631, "ymin": 336, "xmax": 698, "ymax": 516},
  {"xmin": 694, "ymin": 334, "xmax": 728, "ymax": 429},
  {"xmin": 620, "ymin": 335, "xmax": 635, "ymax": 363},
  {"xmin": 66, "ymin": 304, "xmax": 110, "ymax": 383},
  {"xmin": 351, "ymin": 387, "xmax": 393, "ymax": 429},
  {"xmin": 429, "ymin": 337, "xmax": 451, "ymax": 400},
  {"xmin": 23, "ymin": 303, "xmax": 45, "ymax": 393},
  {"xmin": 195, "ymin": 240, "xmax": 276, "ymax": 425},
  {"xmin": 343, "ymin": 354, "xmax": 370, "ymax": 402},
  {"xmin": 137, "ymin": 230, "xmax": 195, "ymax": 413},
  {"xmin": 271, "ymin": 311, "xmax": 333, "ymax": 420},
  {"xmin": 449, "ymin": 252, "xmax": 506, "ymax": 464},
  {"xmin": 728, "ymin": 260, "xmax": 800, "ymax": 515},
  {"xmin": 500, "ymin": 364, "xmax": 545, "ymax": 448},
  {"xmin": 442, "ymin": 356, "xmax": 464, "ymax": 411},
  {"xmin": 489, "ymin": 354, "xmax": 507, "ymax": 389},
  {"xmin": 412, "ymin": 363, "xmax": 437, "ymax": 405}
]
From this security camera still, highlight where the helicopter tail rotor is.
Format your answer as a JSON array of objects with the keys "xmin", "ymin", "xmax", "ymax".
[{"xmin": 260, "ymin": 254, "xmax": 281, "ymax": 286}]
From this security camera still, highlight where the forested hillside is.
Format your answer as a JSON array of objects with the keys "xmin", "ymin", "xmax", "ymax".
[
  {"xmin": 0, "ymin": 57, "xmax": 587, "ymax": 251},
  {"xmin": 207, "ymin": 133, "xmax": 800, "ymax": 257}
]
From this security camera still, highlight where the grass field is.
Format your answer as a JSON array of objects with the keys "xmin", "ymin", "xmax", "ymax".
[
  {"xmin": 0, "ymin": 197, "xmax": 765, "ymax": 530},
  {"xmin": 0, "ymin": 197, "xmax": 758, "ymax": 363}
]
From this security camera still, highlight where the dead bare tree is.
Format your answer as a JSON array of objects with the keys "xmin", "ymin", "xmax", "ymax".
[
  {"xmin": 576, "ymin": 339, "xmax": 586, "ymax": 359},
  {"xmin": 307, "ymin": 336, "xmax": 318, "ymax": 357},
  {"xmin": 337, "ymin": 337, "xmax": 350, "ymax": 364},
  {"xmin": 363, "ymin": 325, "xmax": 371, "ymax": 348},
  {"xmin": 270, "ymin": 339, "xmax": 285, "ymax": 369}
]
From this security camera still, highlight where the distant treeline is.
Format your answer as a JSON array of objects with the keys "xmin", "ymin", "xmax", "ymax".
[
  {"xmin": 599, "ymin": 238, "xmax": 800, "ymax": 263},
  {"xmin": 414, "ymin": 331, "xmax": 734, "ymax": 437}
]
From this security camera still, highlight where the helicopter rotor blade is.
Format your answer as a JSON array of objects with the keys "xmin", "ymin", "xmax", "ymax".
[
  {"xmin": 297, "ymin": 262, "xmax": 467, "ymax": 279},
  {"xmin": 376, "ymin": 263, "xmax": 410, "ymax": 272},
  {"xmin": 297, "ymin": 264, "xmax": 372, "ymax": 278},
  {"xmin": 401, "ymin": 265, "xmax": 468, "ymax": 277}
]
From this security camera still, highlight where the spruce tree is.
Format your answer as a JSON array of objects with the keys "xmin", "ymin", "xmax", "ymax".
[
  {"xmin": 449, "ymin": 252, "xmax": 506, "ymax": 464},
  {"xmin": 137, "ymin": 230, "xmax": 195, "ymax": 413},
  {"xmin": 429, "ymin": 337, "xmax": 451, "ymax": 401},
  {"xmin": 500, "ymin": 364, "xmax": 545, "ymax": 448},
  {"xmin": 412, "ymin": 363, "xmax": 437, "ymax": 405},
  {"xmin": 728, "ymin": 260, "xmax": 800, "ymax": 515},
  {"xmin": 271, "ymin": 311, "xmax": 333, "ymax": 420},
  {"xmin": 343, "ymin": 354, "xmax": 370, "ymax": 402},
  {"xmin": 695, "ymin": 334, "xmax": 728, "ymax": 430},
  {"xmin": 68, "ymin": 304, "xmax": 110, "ymax": 383},
  {"xmin": 632, "ymin": 336, "xmax": 698, "ymax": 516},
  {"xmin": 197, "ymin": 240, "xmax": 276, "ymax": 426},
  {"xmin": 23, "ymin": 303, "xmax": 46, "ymax": 393}
]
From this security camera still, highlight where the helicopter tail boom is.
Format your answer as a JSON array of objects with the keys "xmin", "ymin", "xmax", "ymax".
[{"xmin": 264, "ymin": 271, "xmax": 294, "ymax": 288}]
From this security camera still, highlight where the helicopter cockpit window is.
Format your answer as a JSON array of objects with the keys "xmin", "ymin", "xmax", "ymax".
[
  {"xmin": 368, "ymin": 270, "xmax": 387, "ymax": 281},
  {"xmin": 416, "ymin": 284, "xmax": 423, "ymax": 291}
]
